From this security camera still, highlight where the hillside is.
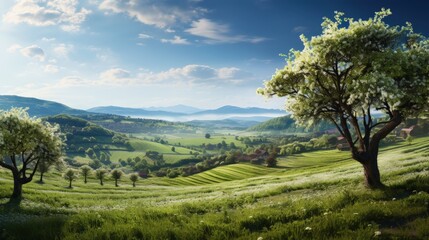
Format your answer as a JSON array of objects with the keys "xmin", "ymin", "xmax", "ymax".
[
  {"xmin": 82, "ymin": 114, "xmax": 199, "ymax": 134},
  {"xmin": 0, "ymin": 137, "xmax": 428, "ymax": 239},
  {"xmin": 248, "ymin": 115, "xmax": 334, "ymax": 133},
  {"xmin": 44, "ymin": 114, "xmax": 197, "ymax": 167},
  {"xmin": 0, "ymin": 95, "xmax": 88, "ymax": 116}
]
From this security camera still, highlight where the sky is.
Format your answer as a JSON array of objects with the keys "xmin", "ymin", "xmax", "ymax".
[{"xmin": 1, "ymin": 0, "xmax": 429, "ymax": 110}]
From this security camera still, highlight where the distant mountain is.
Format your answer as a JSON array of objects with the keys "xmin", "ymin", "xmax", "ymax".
[
  {"xmin": 143, "ymin": 105, "xmax": 204, "ymax": 114},
  {"xmin": 0, "ymin": 95, "xmax": 88, "ymax": 116},
  {"xmin": 88, "ymin": 105, "xmax": 285, "ymax": 121},
  {"xmin": 194, "ymin": 105, "xmax": 284, "ymax": 115},
  {"xmin": 87, "ymin": 106, "xmax": 184, "ymax": 117}
]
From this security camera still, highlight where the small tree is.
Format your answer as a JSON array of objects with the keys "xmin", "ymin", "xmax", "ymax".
[
  {"xmin": 171, "ymin": 146, "xmax": 175, "ymax": 152},
  {"xmin": 111, "ymin": 169, "xmax": 123, "ymax": 187},
  {"xmin": 95, "ymin": 168, "xmax": 108, "ymax": 186},
  {"xmin": 205, "ymin": 133, "xmax": 211, "ymax": 139},
  {"xmin": 129, "ymin": 173, "xmax": 139, "ymax": 187},
  {"xmin": 80, "ymin": 165, "xmax": 92, "ymax": 183},
  {"xmin": 265, "ymin": 152, "xmax": 278, "ymax": 167},
  {"xmin": 0, "ymin": 108, "xmax": 63, "ymax": 201},
  {"xmin": 37, "ymin": 160, "xmax": 51, "ymax": 183},
  {"xmin": 63, "ymin": 169, "xmax": 77, "ymax": 188}
]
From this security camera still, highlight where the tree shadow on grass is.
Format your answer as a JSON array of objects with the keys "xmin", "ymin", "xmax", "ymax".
[{"xmin": 0, "ymin": 197, "xmax": 22, "ymax": 212}]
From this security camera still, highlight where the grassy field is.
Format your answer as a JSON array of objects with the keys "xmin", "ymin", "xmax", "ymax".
[
  {"xmin": 70, "ymin": 137, "xmax": 197, "ymax": 164},
  {"xmin": 0, "ymin": 137, "xmax": 428, "ymax": 239},
  {"xmin": 167, "ymin": 135, "xmax": 245, "ymax": 148}
]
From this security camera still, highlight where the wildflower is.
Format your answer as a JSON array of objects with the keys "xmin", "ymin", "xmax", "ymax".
[
  {"xmin": 323, "ymin": 212, "xmax": 329, "ymax": 215},
  {"xmin": 257, "ymin": 237, "xmax": 263, "ymax": 240},
  {"xmin": 392, "ymin": 198, "xmax": 396, "ymax": 201},
  {"xmin": 353, "ymin": 212, "xmax": 359, "ymax": 215},
  {"xmin": 368, "ymin": 224, "xmax": 372, "ymax": 227},
  {"xmin": 374, "ymin": 231, "xmax": 381, "ymax": 236},
  {"xmin": 305, "ymin": 227, "xmax": 312, "ymax": 231},
  {"xmin": 249, "ymin": 216, "xmax": 253, "ymax": 219}
]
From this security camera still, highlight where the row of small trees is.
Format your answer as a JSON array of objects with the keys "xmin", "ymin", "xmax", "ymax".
[{"xmin": 63, "ymin": 165, "xmax": 139, "ymax": 188}]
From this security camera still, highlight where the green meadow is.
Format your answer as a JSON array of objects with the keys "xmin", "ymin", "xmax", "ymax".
[{"xmin": 1, "ymin": 137, "xmax": 428, "ymax": 239}]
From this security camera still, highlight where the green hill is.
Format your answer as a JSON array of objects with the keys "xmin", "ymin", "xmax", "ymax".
[
  {"xmin": 0, "ymin": 95, "xmax": 88, "ymax": 116},
  {"xmin": 44, "ymin": 115, "xmax": 196, "ymax": 166},
  {"xmin": 247, "ymin": 115, "xmax": 334, "ymax": 132}
]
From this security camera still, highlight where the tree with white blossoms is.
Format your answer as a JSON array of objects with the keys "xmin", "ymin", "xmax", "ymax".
[
  {"xmin": 258, "ymin": 9, "xmax": 429, "ymax": 188},
  {"xmin": 0, "ymin": 108, "xmax": 64, "ymax": 200}
]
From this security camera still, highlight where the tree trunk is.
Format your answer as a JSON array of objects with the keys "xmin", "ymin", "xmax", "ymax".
[
  {"xmin": 100, "ymin": 179, "xmax": 103, "ymax": 186},
  {"xmin": 84, "ymin": 175, "xmax": 87, "ymax": 184},
  {"xmin": 133, "ymin": 182, "xmax": 136, "ymax": 187},
  {"xmin": 115, "ymin": 179, "xmax": 118, "ymax": 187},
  {"xmin": 11, "ymin": 178, "xmax": 23, "ymax": 200},
  {"xmin": 39, "ymin": 172, "xmax": 44, "ymax": 183},
  {"xmin": 69, "ymin": 179, "xmax": 72, "ymax": 188},
  {"xmin": 361, "ymin": 155, "xmax": 384, "ymax": 189}
]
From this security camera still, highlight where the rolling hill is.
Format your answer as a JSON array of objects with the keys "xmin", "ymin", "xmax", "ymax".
[
  {"xmin": 248, "ymin": 115, "xmax": 335, "ymax": 132},
  {"xmin": 0, "ymin": 95, "xmax": 88, "ymax": 116}
]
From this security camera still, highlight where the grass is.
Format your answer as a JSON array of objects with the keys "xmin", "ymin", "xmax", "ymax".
[{"xmin": 0, "ymin": 137, "xmax": 428, "ymax": 239}]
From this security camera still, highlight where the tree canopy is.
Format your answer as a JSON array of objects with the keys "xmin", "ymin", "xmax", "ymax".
[{"xmin": 258, "ymin": 9, "xmax": 429, "ymax": 188}]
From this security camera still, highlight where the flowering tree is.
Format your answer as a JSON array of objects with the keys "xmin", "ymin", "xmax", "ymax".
[
  {"xmin": 0, "ymin": 108, "xmax": 63, "ymax": 200},
  {"xmin": 258, "ymin": 9, "xmax": 429, "ymax": 188}
]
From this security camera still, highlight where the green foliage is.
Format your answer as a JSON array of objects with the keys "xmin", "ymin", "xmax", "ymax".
[
  {"xmin": 265, "ymin": 152, "xmax": 278, "ymax": 167},
  {"xmin": 80, "ymin": 165, "xmax": 92, "ymax": 184},
  {"xmin": 111, "ymin": 169, "xmax": 123, "ymax": 187},
  {"xmin": 129, "ymin": 173, "xmax": 138, "ymax": 187},
  {"xmin": 205, "ymin": 133, "xmax": 211, "ymax": 139},
  {"xmin": 258, "ymin": 9, "xmax": 429, "ymax": 125},
  {"xmin": 63, "ymin": 168, "xmax": 78, "ymax": 188}
]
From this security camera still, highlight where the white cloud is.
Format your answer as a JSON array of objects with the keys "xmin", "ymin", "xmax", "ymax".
[
  {"xmin": 99, "ymin": 0, "xmax": 204, "ymax": 29},
  {"xmin": 53, "ymin": 43, "xmax": 73, "ymax": 58},
  {"xmin": 138, "ymin": 33, "xmax": 153, "ymax": 39},
  {"xmin": 3, "ymin": 0, "xmax": 91, "ymax": 32},
  {"xmin": 42, "ymin": 37, "xmax": 56, "ymax": 42},
  {"xmin": 42, "ymin": 64, "xmax": 250, "ymax": 88},
  {"xmin": 137, "ymin": 64, "xmax": 250, "ymax": 85},
  {"xmin": 293, "ymin": 26, "xmax": 307, "ymax": 33},
  {"xmin": 161, "ymin": 35, "xmax": 190, "ymax": 45},
  {"xmin": 186, "ymin": 18, "xmax": 266, "ymax": 44},
  {"xmin": 44, "ymin": 64, "xmax": 59, "ymax": 73},
  {"xmin": 20, "ymin": 45, "xmax": 45, "ymax": 61},
  {"xmin": 7, "ymin": 44, "xmax": 23, "ymax": 53},
  {"xmin": 165, "ymin": 28, "xmax": 175, "ymax": 33},
  {"xmin": 99, "ymin": 68, "xmax": 132, "ymax": 84}
]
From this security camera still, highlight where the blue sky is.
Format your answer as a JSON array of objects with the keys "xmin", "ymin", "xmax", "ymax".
[{"xmin": 1, "ymin": 0, "xmax": 428, "ymax": 110}]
